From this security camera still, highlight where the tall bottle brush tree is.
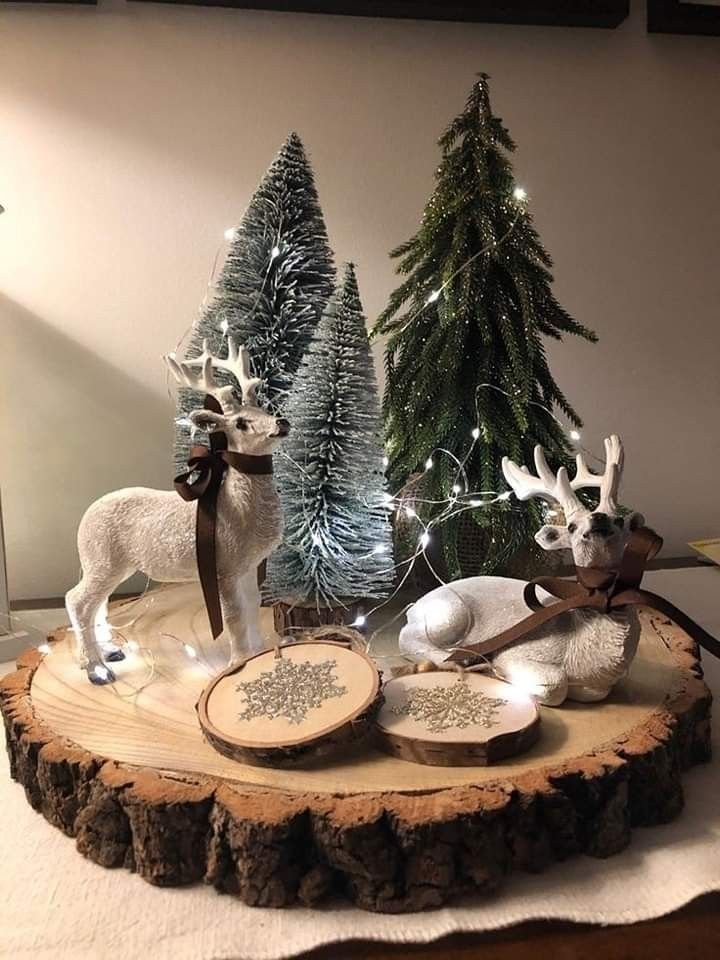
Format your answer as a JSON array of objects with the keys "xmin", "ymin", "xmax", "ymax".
[
  {"xmin": 174, "ymin": 132, "xmax": 335, "ymax": 473},
  {"xmin": 265, "ymin": 263, "xmax": 394, "ymax": 608},
  {"xmin": 373, "ymin": 75, "xmax": 597, "ymax": 578}
]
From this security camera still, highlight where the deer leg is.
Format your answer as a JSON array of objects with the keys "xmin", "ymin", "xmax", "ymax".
[
  {"xmin": 494, "ymin": 656, "xmax": 569, "ymax": 707},
  {"xmin": 94, "ymin": 600, "xmax": 125, "ymax": 663},
  {"xmin": 219, "ymin": 576, "xmax": 251, "ymax": 665},
  {"xmin": 66, "ymin": 574, "xmax": 129, "ymax": 684},
  {"xmin": 240, "ymin": 570, "xmax": 266, "ymax": 655},
  {"xmin": 567, "ymin": 683, "xmax": 612, "ymax": 703},
  {"xmin": 219, "ymin": 572, "xmax": 267, "ymax": 664},
  {"xmin": 398, "ymin": 629, "xmax": 451, "ymax": 666}
]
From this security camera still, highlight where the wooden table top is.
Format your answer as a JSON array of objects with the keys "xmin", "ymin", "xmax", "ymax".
[{"xmin": 305, "ymin": 892, "xmax": 720, "ymax": 959}]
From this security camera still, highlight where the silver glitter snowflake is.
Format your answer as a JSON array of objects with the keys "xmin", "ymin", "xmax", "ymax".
[
  {"xmin": 392, "ymin": 679, "xmax": 507, "ymax": 733},
  {"xmin": 236, "ymin": 656, "xmax": 347, "ymax": 726}
]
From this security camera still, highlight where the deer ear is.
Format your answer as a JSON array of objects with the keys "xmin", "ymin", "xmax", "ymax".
[
  {"xmin": 535, "ymin": 525, "xmax": 571, "ymax": 551},
  {"xmin": 627, "ymin": 511, "xmax": 645, "ymax": 531},
  {"xmin": 188, "ymin": 410, "xmax": 226, "ymax": 433}
]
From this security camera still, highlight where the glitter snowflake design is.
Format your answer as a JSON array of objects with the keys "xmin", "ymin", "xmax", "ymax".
[
  {"xmin": 392, "ymin": 680, "xmax": 507, "ymax": 733},
  {"xmin": 236, "ymin": 656, "xmax": 347, "ymax": 726}
]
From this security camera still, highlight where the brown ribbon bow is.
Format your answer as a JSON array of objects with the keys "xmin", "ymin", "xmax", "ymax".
[
  {"xmin": 174, "ymin": 397, "xmax": 273, "ymax": 639},
  {"xmin": 446, "ymin": 526, "xmax": 720, "ymax": 663}
]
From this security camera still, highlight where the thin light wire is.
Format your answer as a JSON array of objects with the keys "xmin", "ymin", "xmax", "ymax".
[
  {"xmin": 165, "ymin": 219, "xmax": 284, "ymax": 406},
  {"xmin": 73, "ymin": 185, "xmax": 599, "ymax": 670},
  {"xmin": 393, "ymin": 206, "xmax": 525, "ymax": 338},
  {"xmin": 274, "ymin": 389, "xmax": 606, "ymax": 645}
]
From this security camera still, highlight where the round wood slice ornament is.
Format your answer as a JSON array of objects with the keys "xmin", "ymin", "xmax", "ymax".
[
  {"xmin": 197, "ymin": 639, "xmax": 382, "ymax": 766},
  {"xmin": 375, "ymin": 670, "xmax": 540, "ymax": 766}
]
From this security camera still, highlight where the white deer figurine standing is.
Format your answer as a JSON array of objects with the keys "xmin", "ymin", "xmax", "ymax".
[
  {"xmin": 399, "ymin": 436, "xmax": 647, "ymax": 705},
  {"xmin": 66, "ymin": 338, "xmax": 288, "ymax": 684}
]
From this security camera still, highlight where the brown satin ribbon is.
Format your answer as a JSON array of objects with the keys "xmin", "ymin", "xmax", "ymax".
[
  {"xmin": 174, "ymin": 396, "xmax": 273, "ymax": 639},
  {"xmin": 446, "ymin": 526, "xmax": 720, "ymax": 663}
]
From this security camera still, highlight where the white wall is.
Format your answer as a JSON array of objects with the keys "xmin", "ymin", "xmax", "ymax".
[{"xmin": 1, "ymin": 1, "xmax": 719, "ymax": 600}]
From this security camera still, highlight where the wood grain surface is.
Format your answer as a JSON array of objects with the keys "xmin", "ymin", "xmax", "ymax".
[{"xmin": 27, "ymin": 582, "xmax": 687, "ymax": 793}]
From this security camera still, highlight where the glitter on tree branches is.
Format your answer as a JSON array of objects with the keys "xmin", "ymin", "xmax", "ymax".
[{"xmin": 372, "ymin": 74, "xmax": 597, "ymax": 578}]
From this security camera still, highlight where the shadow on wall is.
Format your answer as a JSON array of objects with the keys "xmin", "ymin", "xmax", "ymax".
[{"xmin": 0, "ymin": 294, "xmax": 173, "ymax": 602}]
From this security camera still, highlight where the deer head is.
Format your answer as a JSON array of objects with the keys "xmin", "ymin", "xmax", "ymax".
[
  {"xmin": 502, "ymin": 435, "xmax": 644, "ymax": 569},
  {"xmin": 165, "ymin": 337, "xmax": 289, "ymax": 456}
]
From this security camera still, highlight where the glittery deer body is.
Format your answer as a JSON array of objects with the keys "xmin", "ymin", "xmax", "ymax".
[
  {"xmin": 66, "ymin": 339, "xmax": 288, "ymax": 684},
  {"xmin": 399, "ymin": 437, "xmax": 646, "ymax": 705}
]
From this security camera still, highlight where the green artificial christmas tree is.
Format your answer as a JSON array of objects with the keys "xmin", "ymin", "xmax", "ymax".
[
  {"xmin": 265, "ymin": 263, "xmax": 393, "ymax": 608},
  {"xmin": 373, "ymin": 75, "xmax": 597, "ymax": 578},
  {"xmin": 174, "ymin": 132, "xmax": 335, "ymax": 473}
]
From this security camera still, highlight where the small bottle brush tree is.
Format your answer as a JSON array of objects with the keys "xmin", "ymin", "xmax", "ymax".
[
  {"xmin": 265, "ymin": 263, "xmax": 394, "ymax": 614},
  {"xmin": 174, "ymin": 132, "xmax": 335, "ymax": 473},
  {"xmin": 373, "ymin": 75, "xmax": 597, "ymax": 578}
]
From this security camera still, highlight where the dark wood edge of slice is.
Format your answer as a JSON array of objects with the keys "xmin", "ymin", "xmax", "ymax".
[
  {"xmin": 373, "ymin": 713, "xmax": 543, "ymax": 768},
  {"xmin": 200, "ymin": 686, "xmax": 385, "ymax": 768},
  {"xmin": 1, "ymin": 612, "xmax": 713, "ymax": 913}
]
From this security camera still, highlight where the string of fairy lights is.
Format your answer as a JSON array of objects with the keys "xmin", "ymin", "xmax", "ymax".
[
  {"xmin": 30, "ymin": 182, "xmax": 607, "ymax": 683},
  {"xmin": 166, "ymin": 217, "xmax": 284, "ymax": 411},
  {"xmin": 346, "ymin": 382, "xmax": 592, "ymax": 638}
]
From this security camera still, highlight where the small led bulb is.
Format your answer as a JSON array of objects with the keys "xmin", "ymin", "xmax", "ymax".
[
  {"xmin": 569, "ymin": 429, "xmax": 581, "ymax": 441},
  {"xmin": 513, "ymin": 186, "xmax": 527, "ymax": 202},
  {"xmin": 382, "ymin": 455, "xmax": 389, "ymax": 467},
  {"xmin": 183, "ymin": 643, "xmax": 198, "ymax": 659},
  {"xmin": 452, "ymin": 484, "xmax": 461, "ymax": 494},
  {"xmin": 471, "ymin": 427, "xmax": 480, "ymax": 439},
  {"xmin": 224, "ymin": 227, "xmax": 236, "ymax": 241},
  {"xmin": 351, "ymin": 614, "xmax": 367, "ymax": 628},
  {"xmin": 425, "ymin": 457, "xmax": 434, "ymax": 471},
  {"xmin": 426, "ymin": 290, "xmax": 440, "ymax": 304},
  {"xmin": 271, "ymin": 245, "xmax": 281, "ymax": 259}
]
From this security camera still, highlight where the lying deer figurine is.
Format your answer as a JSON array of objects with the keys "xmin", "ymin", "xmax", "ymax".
[
  {"xmin": 66, "ymin": 338, "xmax": 288, "ymax": 684},
  {"xmin": 399, "ymin": 436, "xmax": 646, "ymax": 705}
]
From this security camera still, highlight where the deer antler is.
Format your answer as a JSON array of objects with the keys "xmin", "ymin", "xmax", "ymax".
[
  {"xmin": 205, "ymin": 337, "xmax": 261, "ymax": 406},
  {"xmin": 570, "ymin": 435, "xmax": 624, "ymax": 515},
  {"xmin": 165, "ymin": 337, "xmax": 261, "ymax": 411},
  {"xmin": 165, "ymin": 352, "xmax": 217, "ymax": 395},
  {"xmin": 502, "ymin": 446, "xmax": 584, "ymax": 518},
  {"xmin": 503, "ymin": 435, "xmax": 625, "ymax": 518}
]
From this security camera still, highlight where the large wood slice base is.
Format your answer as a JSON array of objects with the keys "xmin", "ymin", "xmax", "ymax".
[{"xmin": 0, "ymin": 583, "xmax": 713, "ymax": 913}]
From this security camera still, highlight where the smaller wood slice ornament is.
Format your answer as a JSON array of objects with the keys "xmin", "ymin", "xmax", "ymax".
[
  {"xmin": 375, "ymin": 669, "xmax": 540, "ymax": 766},
  {"xmin": 197, "ymin": 640, "xmax": 381, "ymax": 766}
]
